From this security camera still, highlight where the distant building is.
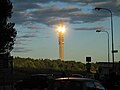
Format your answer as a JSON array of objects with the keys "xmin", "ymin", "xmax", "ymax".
[{"xmin": 96, "ymin": 61, "xmax": 120, "ymax": 78}]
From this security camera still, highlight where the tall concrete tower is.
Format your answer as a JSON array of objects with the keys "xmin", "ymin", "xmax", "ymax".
[{"xmin": 57, "ymin": 20, "xmax": 65, "ymax": 61}]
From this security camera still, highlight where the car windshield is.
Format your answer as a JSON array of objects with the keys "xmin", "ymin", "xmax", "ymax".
[
  {"xmin": 52, "ymin": 81, "xmax": 82, "ymax": 90},
  {"xmin": 48, "ymin": 80, "xmax": 105, "ymax": 90}
]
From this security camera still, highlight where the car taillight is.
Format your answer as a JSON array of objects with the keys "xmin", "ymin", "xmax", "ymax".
[{"xmin": 107, "ymin": 88, "xmax": 112, "ymax": 90}]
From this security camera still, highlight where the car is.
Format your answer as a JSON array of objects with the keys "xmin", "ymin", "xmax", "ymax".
[
  {"xmin": 47, "ymin": 77, "xmax": 106, "ymax": 90},
  {"xmin": 71, "ymin": 74, "xmax": 84, "ymax": 78},
  {"xmin": 14, "ymin": 74, "xmax": 53, "ymax": 90}
]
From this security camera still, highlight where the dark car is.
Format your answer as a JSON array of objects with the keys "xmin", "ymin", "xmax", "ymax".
[
  {"xmin": 71, "ymin": 74, "xmax": 84, "ymax": 78},
  {"xmin": 47, "ymin": 77, "xmax": 106, "ymax": 90},
  {"xmin": 14, "ymin": 74, "xmax": 53, "ymax": 90}
]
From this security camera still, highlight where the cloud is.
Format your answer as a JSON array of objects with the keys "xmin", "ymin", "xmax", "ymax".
[
  {"xmin": 74, "ymin": 26, "xmax": 104, "ymax": 30},
  {"xmin": 27, "ymin": 26, "xmax": 41, "ymax": 30},
  {"xmin": 13, "ymin": 46, "xmax": 32, "ymax": 53},
  {"xmin": 93, "ymin": 0, "xmax": 120, "ymax": 15},
  {"xmin": 19, "ymin": 34, "xmax": 37, "ymax": 39},
  {"xmin": 11, "ymin": 0, "xmax": 120, "ymax": 27},
  {"xmin": 10, "ymin": 0, "xmax": 120, "ymax": 53},
  {"xmin": 15, "ymin": 33, "xmax": 37, "ymax": 46},
  {"xmin": 14, "ymin": 40, "xmax": 23, "ymax": 45},
  {"xmin": 11, "ymin": 0, "xmax": 120, "ymax": 26}
]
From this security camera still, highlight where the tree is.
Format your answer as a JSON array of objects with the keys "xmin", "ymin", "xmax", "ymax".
[{"xmin": 0, "ymin": 0, "xmax": 17, "ymax": 54}]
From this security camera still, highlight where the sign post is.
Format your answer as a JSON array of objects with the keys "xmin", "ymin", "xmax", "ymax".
[{"xmin": 86, "ymin": 57, "xmax": 91, "ymax": 78}]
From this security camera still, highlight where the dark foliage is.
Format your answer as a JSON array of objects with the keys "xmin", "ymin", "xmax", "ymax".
[
  {"xmin": 13, "ymin": 57, "xmax": 97, "ymax": 73},
  {"xmin": 0, "ymin": 0, "xmax": 12, "ymax": 25},
  {"xmin": 0, "ymin": 0, "xmax": 17, "ymax": 54}
]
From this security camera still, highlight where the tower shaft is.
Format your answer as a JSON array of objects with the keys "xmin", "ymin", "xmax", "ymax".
[{"xmin": 58, "ymin": 32, "xmax": 64, "ymax": 61}]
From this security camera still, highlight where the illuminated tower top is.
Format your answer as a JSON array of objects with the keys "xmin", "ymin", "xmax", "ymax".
[
  {"xmin": 57, "ymin": 19, "xmax": 65, "ymax": 61},
  {"xmin": 57, "ymin": 20, "xmax": 66, "ymax": 33}
]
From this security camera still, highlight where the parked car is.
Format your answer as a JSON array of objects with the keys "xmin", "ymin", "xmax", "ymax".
[
  {"xmin": 14, "ymin": 74, "xmax": 53, "ymax": 90},
  {"xmin": 71, "ymin": 74, "xmax": 84, "ymax": 78},
  {"xmin": 47, "ymin": 77, "xmax": 106, "ymax": 90}
]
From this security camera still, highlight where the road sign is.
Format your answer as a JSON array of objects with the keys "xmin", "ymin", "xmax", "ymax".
[
  {"xmin": 112, "ymin": 50, "xmax": 118, "ymax": 53},
  {"xmin": 86, "ymin": 57, "xmax": 91, "ymax": 62}
]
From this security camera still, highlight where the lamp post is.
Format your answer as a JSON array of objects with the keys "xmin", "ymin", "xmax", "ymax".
[
  {"xmin": 95, "ymin": 7, "xmax": 115, "ymax": 69},
  {"xmin": 96, "ymin": 30, "xmax": 110, "ymax": 63},
  {"xmin": 57, "ymin": 21, "xmax": 65, "ymax": 61}
]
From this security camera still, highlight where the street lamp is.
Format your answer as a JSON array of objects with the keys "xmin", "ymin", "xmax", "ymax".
[
  {"xmin": 96, "ymin": 30, "xmax": 110, "ymax": 63},
  {"xmin": 57, "ymin": 20, "xmax": 66, "ymax": 61},
  {"xmin": 95, "ymin": 7, "xmax": 115, "ymax": 68}
]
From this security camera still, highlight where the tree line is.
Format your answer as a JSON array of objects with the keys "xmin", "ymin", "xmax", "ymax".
[{"xmin": 13, "ymin": 57, "xmax": 98, "ymax": 74}]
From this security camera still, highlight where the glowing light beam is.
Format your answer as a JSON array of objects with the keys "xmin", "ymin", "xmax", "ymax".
[{"xmin": 57, "ymin": 24, "xmax": 66, "ymax": 33}]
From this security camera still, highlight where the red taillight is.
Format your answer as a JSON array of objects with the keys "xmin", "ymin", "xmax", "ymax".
[{"xmin": 107, "ymin": 88, "xmax": 112, "ymax": 90}]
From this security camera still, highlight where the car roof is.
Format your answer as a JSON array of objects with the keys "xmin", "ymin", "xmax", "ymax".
[{"xmin": 55, "ymin": 77, "xmax": 94, "ymax": 81}]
